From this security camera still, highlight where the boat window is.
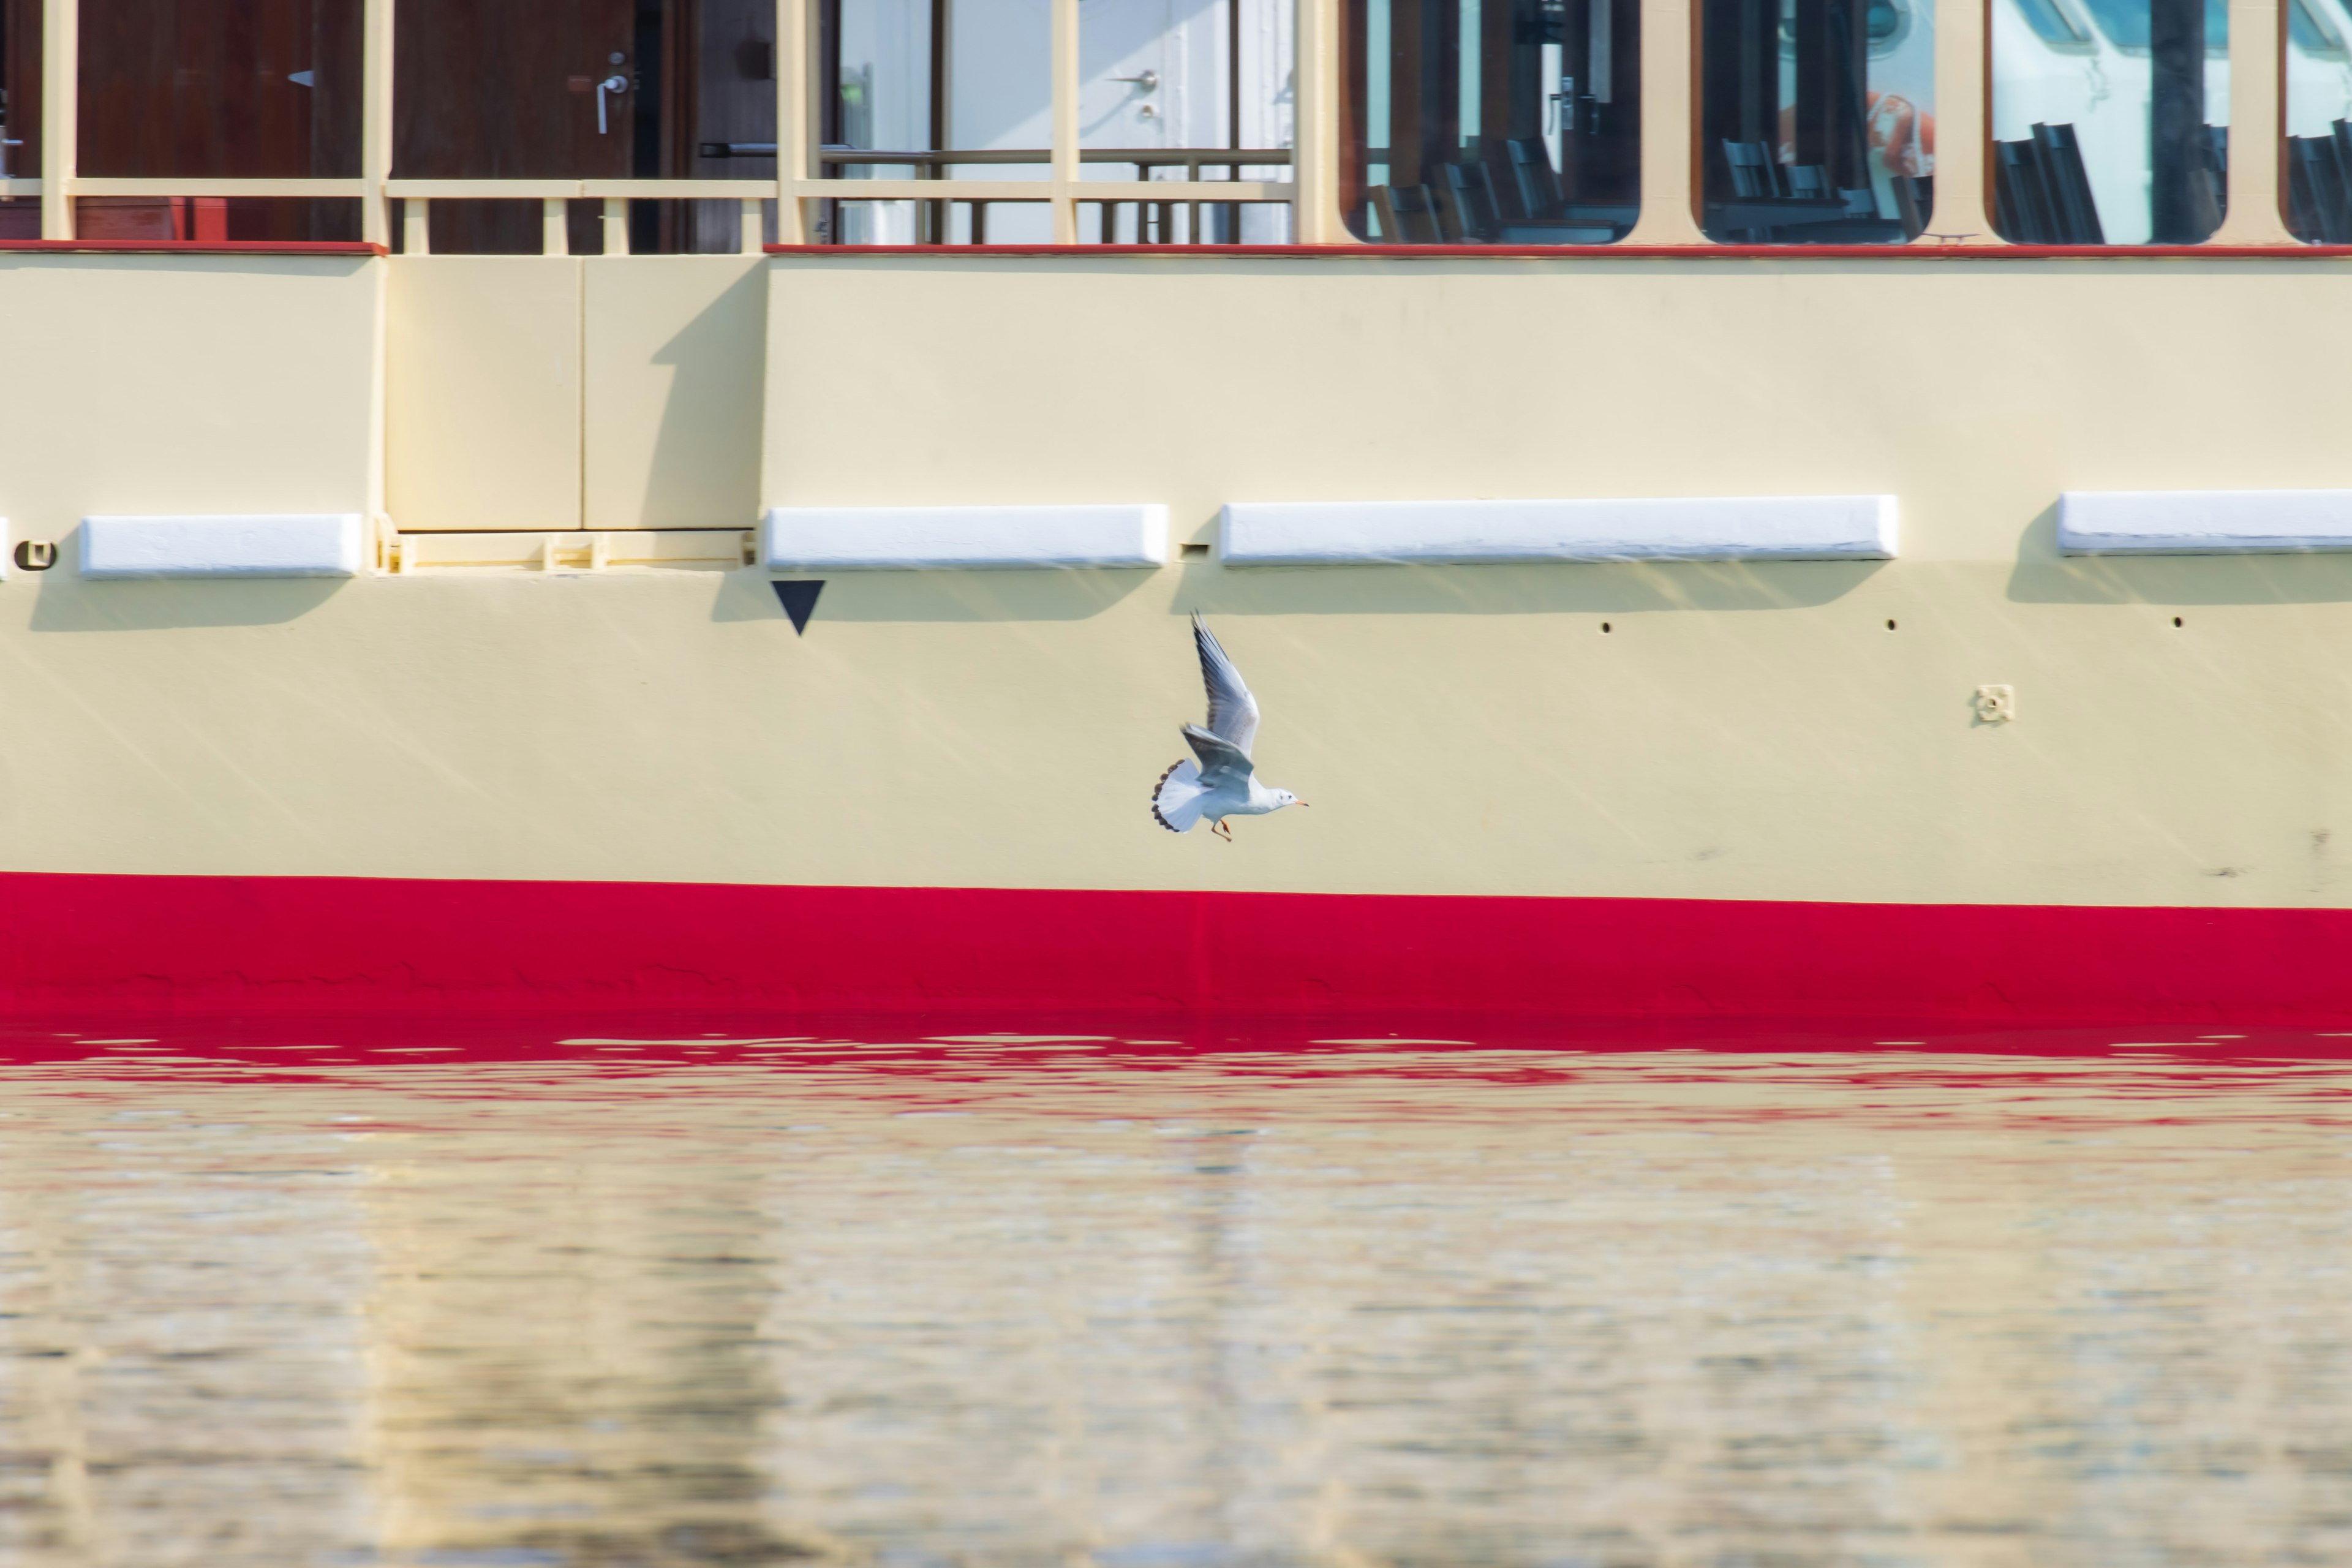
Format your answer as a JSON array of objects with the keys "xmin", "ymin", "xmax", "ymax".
[
  {"xmin": 2285, "ymin": 0, "xmax": 2352, "ymax": 239},
  {"xmin": 2012, "ymin": 0, "xmax": 2096, "ymax": 50},
  {"xmin": 1992, "ymin": 0, "xmax": 2229, "ymax": 242},
  {"xmin": 1082, "ymin": 0, "xmax": 1296, "ymax": 243},
  {"xmin": 813, "ymin": 0, "xmax": 1291, "ymax": 244},
  {"xmin": 62, "ymin": 0, "xmax": 364, "ymax": 243},
  {"xmin": 2291, "ymin": 0, "xmax": 2348, "ymax": 52},
  {"xmin": 2071, "ymin": 0, "xmax": 2226, "ymax": 48},
  {"xmin": 1341, "ymin": 0, "xmax": 1642, "ymax": 244},
  {"xmin": 1697, "ymin": 0, "xmax": 1935, "ymax": 243},
  {"xmin": 814, "ymin": 0, "xmax": 950, "ymax": 243}
]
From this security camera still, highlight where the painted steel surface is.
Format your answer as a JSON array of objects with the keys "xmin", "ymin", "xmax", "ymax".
[
  {"xmin": 2, "ymin": 872, "xmax": 2351, "ymax": 1022},
  {"xmin": 0, "ymin": 251, "xmax": 2348, "ymax": 1015}
]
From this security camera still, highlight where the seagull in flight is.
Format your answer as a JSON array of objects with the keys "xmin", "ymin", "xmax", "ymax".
[{"xmin": 1152, "ymin": 613, "xmax": 1306, "ymax": 841}]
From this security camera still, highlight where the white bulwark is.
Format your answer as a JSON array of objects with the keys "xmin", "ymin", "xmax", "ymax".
[
  {"xmin": 1217, "ymin": 497, "xmax": 1900, "ymax": 565},
  {"xmin": 763, "ymin": 506, "xmax": 1169, "ymax": 570},
  {"xmin": 80, "ymin": 514, "xmax": 367, "ymax": 579},
  {"xmin": 2057, "ymin": 491, "xmax": 2352, "ymax": 554}
]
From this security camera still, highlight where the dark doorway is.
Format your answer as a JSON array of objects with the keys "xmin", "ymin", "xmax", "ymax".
[
  {"xmin": 394, "ymin": 0, "xmax": 636, "ymax": 252},
  {"xmin": 6, "ymin": 0, "xmax": 362, "ymax": 240}
]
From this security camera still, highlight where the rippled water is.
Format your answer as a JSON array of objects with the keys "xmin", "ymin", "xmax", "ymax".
[{"xmin": 1, "ymin": 1019, "xmax": 2350, "ymax": 1567}]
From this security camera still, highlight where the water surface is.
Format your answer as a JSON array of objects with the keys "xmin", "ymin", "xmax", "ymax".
[{"xmin": 1, "ymin": 1021, "xmax": 2348, "ymax": 1567}]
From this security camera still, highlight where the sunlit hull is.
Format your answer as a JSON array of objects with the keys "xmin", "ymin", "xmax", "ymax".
[{"xmin": 2, "ymin": 246, "xmax": 2351, "ymax": 1024}]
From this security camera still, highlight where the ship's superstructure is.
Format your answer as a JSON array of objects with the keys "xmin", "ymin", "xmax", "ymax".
[{"xmin": 0, "ymin": 0, "xmax": 2348, "ymax": 1022}]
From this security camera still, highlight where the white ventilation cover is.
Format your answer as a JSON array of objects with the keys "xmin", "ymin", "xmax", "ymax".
[
  {"xmin": 764, "ymin": 505, "xmax": 1167, "ymax": 570},
  {"xmin": 2058, "ymin": 491, "xmax": 2352, "ymax": 553},
  {"xmin": 81, "ymin": 514, "xmax": 366, "ymax": 578},
  {"xmin": 1219, "ymin": 496, "xmax": 1898, "ymax": 565}
]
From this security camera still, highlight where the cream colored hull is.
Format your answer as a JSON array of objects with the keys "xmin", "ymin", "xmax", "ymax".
[{"xmin": 0, "ymin": 248, "xmax": 2348, "ymax": 1017}]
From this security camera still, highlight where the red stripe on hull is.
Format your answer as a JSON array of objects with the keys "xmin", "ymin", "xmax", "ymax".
[{"xmin": 0, "ymin": 872, "xmax": 2346, "ymax": 1025}]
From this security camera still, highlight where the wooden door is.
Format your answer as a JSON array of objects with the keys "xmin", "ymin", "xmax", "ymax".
[{"xmin": 396, "ymin": 0, "xmax": 638, "ymax": 252}]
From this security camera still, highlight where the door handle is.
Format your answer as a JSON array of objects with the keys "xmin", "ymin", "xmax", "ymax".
[
  {"xmin": 596, "ymin": 74, "xmax": 628, "ymax": 134},
  {"xmin": 1109, "ymin": 69, "xmax": 1159, "ymax": 92}
]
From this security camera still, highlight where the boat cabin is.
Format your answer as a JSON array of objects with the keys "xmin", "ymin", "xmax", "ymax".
[{"xmin": 1, "ymin": 0, "xmax": 2348, "ymax": 251}]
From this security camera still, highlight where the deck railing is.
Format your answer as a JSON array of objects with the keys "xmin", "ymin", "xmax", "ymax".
[{"xmin": 0, "ymin": 0, "xmax": 2309, "ymax": 251}]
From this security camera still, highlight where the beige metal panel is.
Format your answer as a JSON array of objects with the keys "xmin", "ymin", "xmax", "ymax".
[
  {"xmin": 1925, "ymin": 0, "xmax": 1999, "ymax": 242},
  {"xmin": 1621, "ymin": 0, "xmax": 1710, "ymax": 245},
  {"xmin": 385, "ymin": 257, "xmax": 584, "ymax": 531},
  {"xmin": 582, "ymin": 257, "xmax": 767, "ymax": 530},
  {"xmin": 8, "ymin": 552, "xmax": 2352, "ymax": 912},
  {"xmin": 361, "ymin": 0, "xmax": 394, "ymax": 248},
  {"xmin": 1294, "ymin": 0, "xmax": 1343, "ymax": 242},
  {"xmin": 760, "ymin": 255, "xmax": 2352, "ymax": 565},
  {"xmin": 0, "ymin": 255, "xmax": 380, "ymax": 535},
  {"xmin": 2211, "ymin": 0, "xmax": 2295, "ymax": 244},
  {"xmin": 10, "ymin": 256, "xmax": 2352, "ymax": 911}
]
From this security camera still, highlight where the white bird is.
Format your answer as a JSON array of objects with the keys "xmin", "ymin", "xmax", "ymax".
[{"xmin": 1152, "ymin": 613, "xmax": 1306, "ymax": 841}]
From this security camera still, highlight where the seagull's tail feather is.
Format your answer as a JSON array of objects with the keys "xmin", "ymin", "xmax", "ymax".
[{"xmin": 1152, "ymin": 760, "xmax": 1208, "ymax": 833}]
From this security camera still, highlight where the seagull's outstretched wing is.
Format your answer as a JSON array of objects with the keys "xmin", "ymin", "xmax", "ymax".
[
  {"xmin": 1192, "ymin": 613, "xmax": 1261, "ymax": 756},
  {"xmin": 1182, "ymin": 723, "xmax": 1255, "ymax": 790}
]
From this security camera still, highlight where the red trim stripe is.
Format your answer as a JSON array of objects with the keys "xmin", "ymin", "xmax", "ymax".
[
  {"xmin": 0, "ymin": 239, "xmax": 386, "ymax": 255},
  {"xmin": 0, "ymin": 871, "xmax": 2346, "ymax": 1025},
  {"xmin": 771, "ymin": 241, "xmax": 2352, "ymax": 260}
]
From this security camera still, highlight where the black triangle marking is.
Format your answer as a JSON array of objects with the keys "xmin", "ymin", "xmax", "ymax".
[{"xmin": 771, "ymin": 579, "xmax": 824, "ymax": 635}]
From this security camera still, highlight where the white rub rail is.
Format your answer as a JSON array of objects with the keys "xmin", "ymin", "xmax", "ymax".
[{"xmin": 10, "ymin": 0, "xmax": 2299, "ymax": 249}]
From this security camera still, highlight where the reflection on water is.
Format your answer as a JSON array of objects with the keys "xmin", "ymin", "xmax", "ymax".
[{"xmin": 1, "ymin": 1023, "xmax": 2351, "ymax": 1566}]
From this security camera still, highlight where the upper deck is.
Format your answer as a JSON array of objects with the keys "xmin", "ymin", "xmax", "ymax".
[{"xmin": 1, "ymin": 0, "xmax": 2348, "ymax": 251}]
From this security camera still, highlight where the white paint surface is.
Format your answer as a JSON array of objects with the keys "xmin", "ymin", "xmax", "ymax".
[
  {"xmin": 80, "ymin": 514, "xmax": 366, "ymax": 579},
  {"xmin": 2057, "ymin": 491, "xmax": 2352, "ymax": 554},
  {"xmin": 762, "ymin": 505, "xmax": 1168, "ymax": 570},
  {"xmin": 1218, "ymin": 496, "xmax": 1899, "ymax": 565}
]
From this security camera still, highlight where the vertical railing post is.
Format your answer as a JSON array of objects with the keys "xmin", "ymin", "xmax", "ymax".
[
  {"xmin": 1294, "ymin": 0, "xmax": 1344, "ymax": 241},
  {"xmin": 775, "ymin": 0, "xmax": 810, "ymax": 243},
  {"xmin": 2211, "ymin": 0, "xmax": 2294, "ymax": 242},
  {"xmin": 1922, "ymin": 0, "xmax": 1999, "ymax": 241},
  {"xmin": 1619, "ymin": 0, "xmax": 1711, "ymax": 243},
  {"xmin": 38, "ymin": 0, "xmax": 76, "ymax": 239},
  {"xmin": 361, "ymin": 0, "xmax": 394, "ymax": 247},
  {"xmin": 1051, "ymin": 0, "xmax": 1081, "ymax": 241}
]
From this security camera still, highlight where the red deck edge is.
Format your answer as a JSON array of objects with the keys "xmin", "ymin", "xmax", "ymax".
[
  {"xmin": 0, "ymin": 239, "xmax": 387, "ymax": 256},
  {"xmin": 769, "ymin": 241, "xmax": 2352, "ymax": 260},
  {"xmin": 1, "ymin": 870, "xmax": 2348, "ymax": 1025}
]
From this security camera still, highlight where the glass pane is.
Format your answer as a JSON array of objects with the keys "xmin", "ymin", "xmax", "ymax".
[
  {"xmin": 823, "ymin": 0, "xmax": 940, "ymax": 242},
  {"xmin": 946, "ymin": 0, "xmax": 1052, "ymax": 239},
  {"xmin": 1699, "ymin": 0, "xmax": 1936, "ymax": 243},
  {"xmin": 1082, "ymin": 0, "xmax": 1295, "ymax": 243},
  {"xmin": 1343, "ymin": 0, "xmax": 1642, "ymax": 244},
  {"xmin": 2283, "ymin": 0, "xmax": 2352, "ymax": 241},
  {"xmin": 1991, "ymin": 0, "xmax": 2229, "ymax": 243}
]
